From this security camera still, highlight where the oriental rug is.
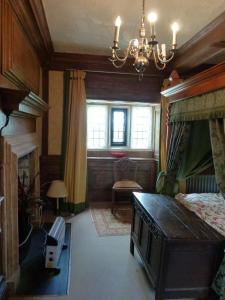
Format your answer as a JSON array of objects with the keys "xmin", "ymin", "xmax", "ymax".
[{"xmin": 90, "ymin": 203, "xmax": 132, "ymax": 237}]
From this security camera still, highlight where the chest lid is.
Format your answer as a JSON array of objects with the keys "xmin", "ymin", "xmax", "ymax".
[{"xmin": 133, "ymin": 192, "xmax": 224, "ymax": 241}]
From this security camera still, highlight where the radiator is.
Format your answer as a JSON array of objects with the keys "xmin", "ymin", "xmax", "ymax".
[
  {"xmin": 45, "ymin": 216, "xmax": 66, "ymax": 269},
  {"xmin": 186, "ymin": 175, "xmax": 219, "ymax": 193}
]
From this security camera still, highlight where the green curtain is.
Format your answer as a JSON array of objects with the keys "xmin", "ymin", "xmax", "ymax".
[
  {"xmin": 209, "ymin": 118, "xmax": 225, "ymax": 300},
  {"xmin": 156, "ymin": 122, "xmax": 191, "ymax": 195},
  {"xmin": 209, "ymin": 118, "xmax": 225, "ymax": 197},
  {"xmin": 170, "ymin": 88, "xmax": 225, "ymax": 122},
  {"xmin": 156, "ymin": 120, "xmax": 214, "ymax": 196},
  {"xmin": 213, "ymin": 254, "xmax": 225, "ymax": 299},
  {"xmin": 177, "ymin": 120, "xmax": 213, "ymax": 180}
]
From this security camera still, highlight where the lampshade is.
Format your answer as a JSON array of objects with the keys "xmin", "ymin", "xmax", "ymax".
[{"xmin": 47, "ymin": 180, "xmax": 68, "ymax": 198}]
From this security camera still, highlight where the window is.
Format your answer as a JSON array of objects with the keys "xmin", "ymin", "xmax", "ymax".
[
  {"xmin": 111, "ymin": 108, "xmax": 128, "ymax": 146},
  {"xmin": 87, "ymin": 105, "xmax": 108, "ymax": 149},
  {"xmin": 131, "ymin": 107, "xmax": 152, "ymax": 149},
  {"xmin": 87, "ymin": 101, "xmax": 154, "ymax": 150}
]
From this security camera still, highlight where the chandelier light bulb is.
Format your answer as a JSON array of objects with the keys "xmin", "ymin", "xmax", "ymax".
[
  {"xmin": 114, "ymin": 16, "xmax": 121, "ymax": 43},
  {"xmin": 148, "ymin": 12, "xmax": 158, "ymax": 24},
  {"xmin": 115, "ymin": 16, "xmax": 122, "ymax": 27},
  {"xmin": 171, "ymin": 22, "xmax": 179, "ymax": 33},
  {"xmin": 133, "ymin": 39, "xmax": 139, "ymax": 48},
  {"xmin": 171, "ymin": 22, "xmax": 179, "ymax": 45}
]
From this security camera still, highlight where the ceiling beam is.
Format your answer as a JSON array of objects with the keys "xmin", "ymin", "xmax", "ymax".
[
  {"xmin": 172, "ymin": 11, "xmax": 225, "ymax": 72},
  {"xmin": 8, "ymin": 0, "xmax": 54, "ymax": 64},
  {"xmin": 48, "ymin": 52, "xmax": 166, "ymax": 78}
]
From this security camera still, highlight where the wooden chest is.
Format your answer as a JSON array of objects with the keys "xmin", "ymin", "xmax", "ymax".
[{"xmin": 130, "ymin": 193, "xmax": 225, "ymax": 300}]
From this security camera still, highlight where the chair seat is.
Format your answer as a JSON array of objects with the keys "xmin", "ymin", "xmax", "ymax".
[{"xmin": 113, "ymin": 180, "xmax": 142, "ymax": 190}]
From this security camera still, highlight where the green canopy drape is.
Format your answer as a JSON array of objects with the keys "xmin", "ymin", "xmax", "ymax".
[
  {"xmin": 156, "ymin": 121, "xmax": 190, "ymax": 195},
  {"xmin": 156, "ymin": 120, "xmax": 213, "ymax": 196},
  {"xmin": 177, "ymin": 120, "xmax": 213, "ymax": 180}
]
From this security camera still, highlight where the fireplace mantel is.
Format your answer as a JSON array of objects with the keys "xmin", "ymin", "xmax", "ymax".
[
  {"xmin": 0, "ymin": 87, "xmax": 48, "ymax": 119},
  {"xmin": 4, "ymin": 133, "xmax": 39, "ymax": 158}
]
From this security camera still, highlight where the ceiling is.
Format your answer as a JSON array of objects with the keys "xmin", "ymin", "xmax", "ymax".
[{"xmin": 42, "ymin": 0, "xmax": 225, "ymax": 56}]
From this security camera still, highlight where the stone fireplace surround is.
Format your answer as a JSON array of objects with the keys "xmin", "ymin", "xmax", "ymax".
[{"xmin": 0, "ymin": 133, "xmax": 40, "ymax": 291}]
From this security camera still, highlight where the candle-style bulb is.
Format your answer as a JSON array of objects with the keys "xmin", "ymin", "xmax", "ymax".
[
  {"xmin": 133, "ymin": 39, "xmax": 139, "ymax": 48},
  {"xmin": 171, "ymin": 22, "xmax": 179, "ymax": 46},
  {"xmin": 161, "ymin": 44, "xmax": 166, "ymax": 58},
  {"xmin": 115, "ymin": 16, "xmax": 122, "ymax": 27},
  {"xmin": 148, "ymin": 12, "xmax": 157, "ymax": 38},
  {"xmin": 171, "ymin": 22, "xmax": 179, "ymax": 33},
  {"xmin": 147, "ymin": 12, "xmax": 158, "ymax": 24},
  {"xmin": 114, "ymin": 16, "xmax": 122, "ymax": 44}
]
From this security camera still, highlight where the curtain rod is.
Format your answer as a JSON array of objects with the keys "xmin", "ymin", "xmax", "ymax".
[{"xmin": 69, "ymin": 69, "xmax": 160, "ymax": 78}]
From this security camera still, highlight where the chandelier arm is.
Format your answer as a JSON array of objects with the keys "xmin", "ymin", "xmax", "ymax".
[
  {"xmin": 156, "ymin": 50, "xmax": 175, "ymax": 64},
  {"xmin": 153, "ymin": 50, "xmax": 166, "ymax": 70},
  {"xmin": 113, "ymin": 39, "xmax": 137, "ymax": 62},
  {"xmin": 111, "ymin": 59, "xmax": 127, "ymax": 68}
]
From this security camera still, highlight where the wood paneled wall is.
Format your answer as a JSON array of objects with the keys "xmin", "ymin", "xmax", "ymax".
[
  {"xmin": 87, "ymin": 157, "xmax": 157, "ymax": 202},
  {"xmin": 48, "ymin": 71, "xmax": 64, "ymax": 155},
  {"xmin": 86, "ymin": 72, "xmax": 163, "ymax": 102},
  {"xmin": 0, "ymin": 0, "xmax": 46, "ymax": 292},
  {"xmin": 1, "ymin": 0, "xmax": 41, "ymax": 94}
]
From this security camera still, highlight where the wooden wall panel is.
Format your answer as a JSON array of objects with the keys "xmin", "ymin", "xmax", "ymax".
[
  {"xmin": 40, "ymin": 155, "xmax": 62, "ymax": 190},
  {"xmin": 1, "ymin": 0, "xmax": 40, "ymax": 94},
  {"xmin": 87, "ymin": 158, "xmax": 157, "ymax": 202},
  {"xmin": 48, "ymin": 71, "xmax": 64, "ymax": 155},
  {"xmin": 40, "ymin": 154, "xmax": 157, "ymax": 203},
  {"xmin": 86, "ymin": 72, "xmax": 162, "ymax": 102}
]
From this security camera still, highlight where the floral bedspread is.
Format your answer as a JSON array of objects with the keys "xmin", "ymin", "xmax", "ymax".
[{"xmin": 175, "ymin": 193, "xmax": 225, "ymax": 237}]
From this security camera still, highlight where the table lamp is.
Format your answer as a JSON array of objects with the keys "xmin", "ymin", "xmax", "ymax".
[{"xmin": 47, "ymin": 180, "xmax": 68, "ymax": 214}]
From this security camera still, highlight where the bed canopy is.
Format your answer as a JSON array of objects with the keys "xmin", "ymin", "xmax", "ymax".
[
  {"xmin": 157, "ymin": 68, "xmax": 225, "ymax": 197},
  {"xmin": 158, "ymin": 65, "xmax": 225, "ymax": 299}
]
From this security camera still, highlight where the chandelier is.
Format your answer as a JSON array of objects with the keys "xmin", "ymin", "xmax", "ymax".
[{"xmin": 110, "ymin": 0, "xmax": 179, "ymax": 78}]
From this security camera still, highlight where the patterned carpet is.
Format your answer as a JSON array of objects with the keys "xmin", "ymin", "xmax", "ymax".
[{"xmin": 90, "ymin": 204, "xmax": 132, "ymax": 237}]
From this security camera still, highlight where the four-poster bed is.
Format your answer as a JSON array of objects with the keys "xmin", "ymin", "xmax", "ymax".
[
  {"xmin": 159, "ymin": 62, "xmax": 225, "ymax": 299},
  {"xmin": 131, "ymin": 62, "xmax": 225, "ymax": 300}
]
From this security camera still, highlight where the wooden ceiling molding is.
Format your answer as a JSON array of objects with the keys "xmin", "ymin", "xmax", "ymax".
[
  {"xmin": 161, "ymin": 61, "xmax": 225, "ymax": 102},
  {"xmin": 172, "ymin": 11, "xmax": 225, "ymax": 73},
  {"xmin": 8, "ymin": 0, "xmax": 54, "ymax": 64},
  {"xmin": 48, "ymin": 52, "xmax": 166, "ymax": 78}
]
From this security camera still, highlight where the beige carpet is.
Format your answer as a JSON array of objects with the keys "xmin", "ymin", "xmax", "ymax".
[{"xmin": 90, "ymin": 204, "xmax": 132, "ymax": 236}]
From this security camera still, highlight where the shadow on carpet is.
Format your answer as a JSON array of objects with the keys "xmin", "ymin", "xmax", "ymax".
[{"xmin": 16, "ymin": 223, "xmax": 71, "ymax": 296}]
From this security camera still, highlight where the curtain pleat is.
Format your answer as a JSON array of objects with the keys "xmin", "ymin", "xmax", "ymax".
[
  {"xmin": 63, "ymin": 70, "xmax": 87, "ymax": 213},
  {"xmin": 156, "ymin": 122, "xmax": 190, "ymax": 195},
  {"xmin": 160, "ymin": 97, "xmax": 169, "ymax": 172},
  {"xmin": 210, "ymin": 119, "xmax": 225, "ymax": 298},
  {"xmin": 209, "ymin": 119, "xmax": 225, "ymax": 197}
]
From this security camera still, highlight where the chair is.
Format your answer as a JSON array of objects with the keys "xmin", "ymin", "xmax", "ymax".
[{"xmin": 111, "ymin": 157, "xmax": 143, "ymax": 214}]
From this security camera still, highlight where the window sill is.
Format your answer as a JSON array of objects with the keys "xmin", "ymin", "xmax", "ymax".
[{"xmin": 87, "ymin": 157, "xmax": 155, "ymax": 161}]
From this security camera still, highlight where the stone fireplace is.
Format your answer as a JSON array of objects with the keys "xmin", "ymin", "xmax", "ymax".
[{"xmin": 0, "ymin": 133, "xmax": 40, "ymax": 291}]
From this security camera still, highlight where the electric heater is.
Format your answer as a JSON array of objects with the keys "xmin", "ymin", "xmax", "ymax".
[{"xmin": 45, "ymin": 216, "xmax": 66, "ymax": 270}]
